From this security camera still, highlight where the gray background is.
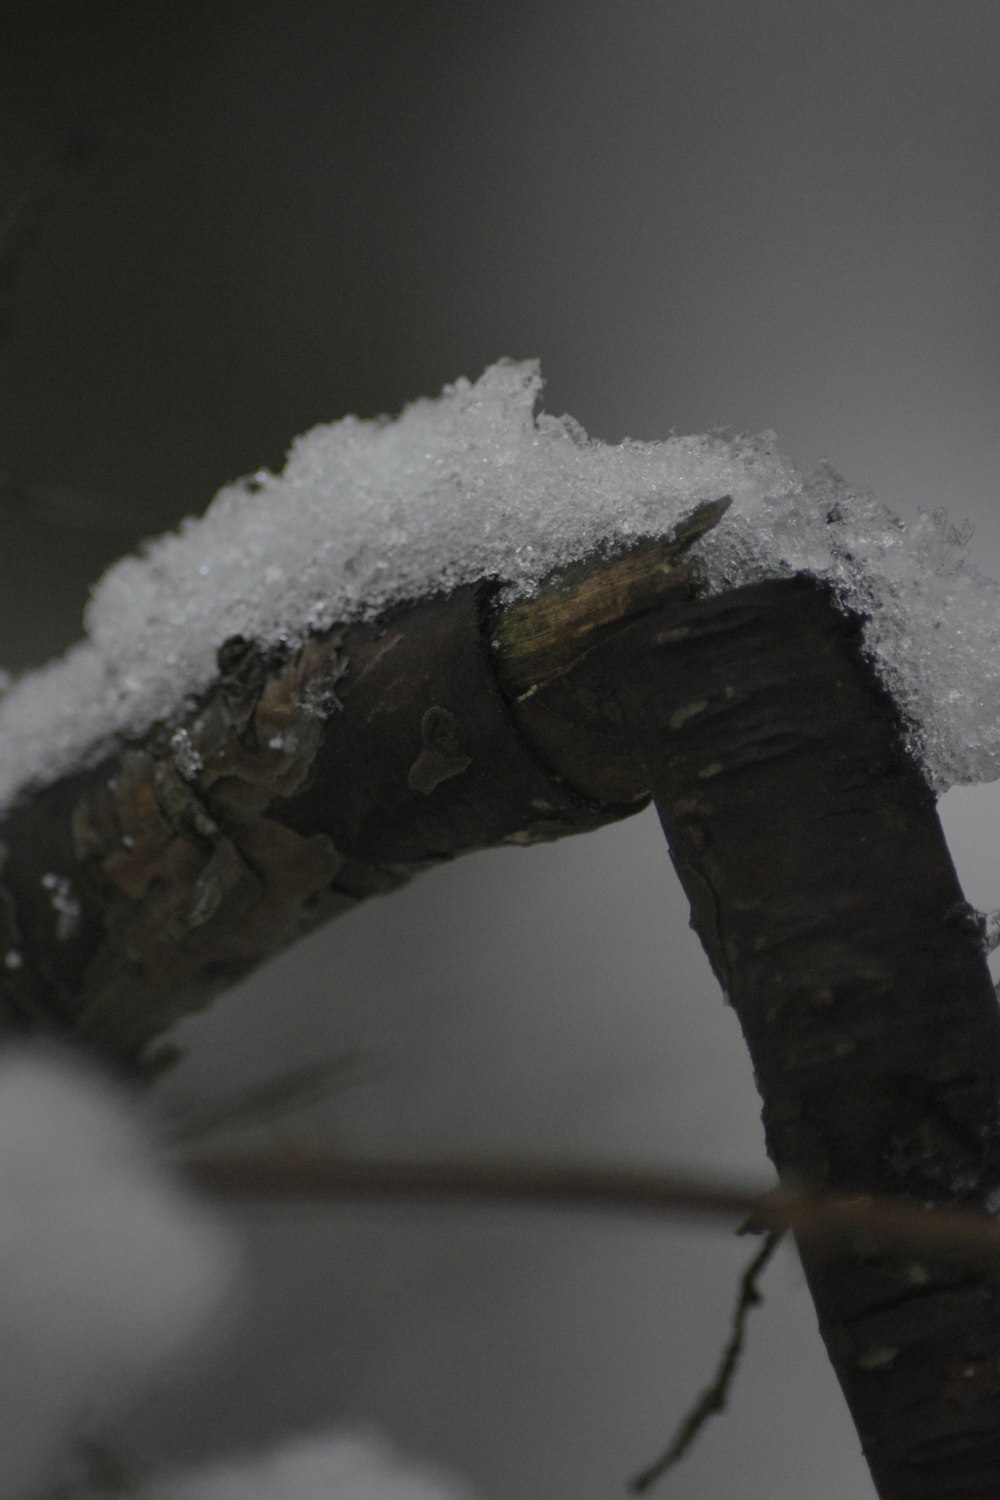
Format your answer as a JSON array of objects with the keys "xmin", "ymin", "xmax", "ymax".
[{"xmin": 3, "ymin": 4, "xmax": 1000, "ymax": 1496}]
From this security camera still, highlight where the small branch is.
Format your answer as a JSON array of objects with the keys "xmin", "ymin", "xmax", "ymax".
[
  {"xmin": 629, "ymin": 1230, "xmax": 782, "ymax": 1493},
  {"xmin": 159, "ymin": 1051, "xmax": 369, "ymax": 1147},
  {"xmin": 180, "ymin": 1150, "xmax": 1000, "ymax": 1270}
]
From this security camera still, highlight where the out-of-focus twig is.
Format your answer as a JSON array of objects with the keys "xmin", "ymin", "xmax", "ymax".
[
  {"xmin": 159, "ymin": 1051, "xmax": 370, "ymax": 1148},
  {"xmin": 180, "ymin": 1149, "xmax": 1000, "ymax": 1269}
]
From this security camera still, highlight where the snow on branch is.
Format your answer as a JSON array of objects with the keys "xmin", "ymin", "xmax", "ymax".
[{"xmin": 2, "ymin": 360, "xmax": 999, "ymax": 812}]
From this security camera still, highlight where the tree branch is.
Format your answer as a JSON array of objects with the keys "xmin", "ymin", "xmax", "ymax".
[
  {"xmin": 181, "ymin": 1150, "xmax": 1000, "ymax": 1272},
  {"xmin": 4, "ymin": 500, "xmax": 1000, "ymax": 1496},
  {"xmin": 597, "ymin": 579, "xmax": 1000, "ymax": 1500},
  {"xmin": 0, "ymin": 502, "xmax": 724, "ymax": 1063}
]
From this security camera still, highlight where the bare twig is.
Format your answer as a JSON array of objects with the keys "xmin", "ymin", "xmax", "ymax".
[
  {"xmin": 629, "ymin": 1230, "xmax": 782, "ymax": 1492},
  {"xmin": 180, "ymin": 1150, "xmax": 1000, "ymax": 1270},
  {"xmin": 158, "ymin": 1051, "xmax": 369, "ymax": 1148}
]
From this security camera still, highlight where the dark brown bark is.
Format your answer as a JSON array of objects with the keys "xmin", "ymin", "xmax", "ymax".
[
  {"xmin": 547, "ymin": 576, "xmax": 1000, "ymax": 1500},
  {"xmin": 0, "ymin": 588, "xmax": 633, "ymax": 1063},
  {"xmin": 0, "ymin": 501, "xmax": 722, "ymax": 1065},
  {"xmin": 2, "ymin": 502, "xmax": 1000, "ymax": 1496}
]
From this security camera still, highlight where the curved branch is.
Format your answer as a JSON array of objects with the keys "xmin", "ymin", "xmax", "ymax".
[
  {"xmin": 3, "ymin": 500, "xmax": 1000, "ymax": 1496},
  {"xmin": 0, "ymin": 503, "xmax": 723, "ymax": 1063}
]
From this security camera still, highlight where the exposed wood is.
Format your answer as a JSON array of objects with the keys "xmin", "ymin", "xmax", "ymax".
[
  {"xmin": 493, "ymin": 496, "xmax": 731, "ymax": 693},
  {"xmin": 490, "ymin": 496, "xmax": 731, "ymax": 804}
]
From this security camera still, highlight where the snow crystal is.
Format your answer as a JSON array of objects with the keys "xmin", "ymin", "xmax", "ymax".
[
  {"xmin": 1, "ymin": 358, "xmax": 998, "ymax": 804},
  {"xmin": 41, "ymin": 869, "xmax": 82, "ymax": 941},
  {"xmin": 136, "ymin": 1429, "xmax": 480, "ymax": 1500},
  {"xmin": 0, "ymin": 1047, "xmax": 233, "ymax": 1500},
  {"xmin": 170, "ymin": 725, "xmax": 204, "ymax": 780}
]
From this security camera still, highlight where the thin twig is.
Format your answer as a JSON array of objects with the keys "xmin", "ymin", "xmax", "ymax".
[
  {"xmin": 180, "ymin": 1150, "xmax": 1000, "ymax": 1269},
  {"xmin": 158, "ymin": 1051, "xmax": 369, "ymax": 1148},
  {"xmin": 629, "ymin": 1230, "xmax": 782, "ymax": 1492}
]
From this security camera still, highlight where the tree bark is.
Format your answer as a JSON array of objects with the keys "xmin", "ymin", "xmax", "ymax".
[
  {"xmin": 0, "ymin": 589, "xmax": 625, "ymax": 1062},
  {"xmin": 0, "ymin": 502, "xmax": 725, "ymax": 1062},
  {"xmin": 2, "ymin": 501, "xmax": 1000, "ymax": 1496},
  {"xmin": 511, "ymin": 574, "xmax": 1000, "ymax": 1500}
]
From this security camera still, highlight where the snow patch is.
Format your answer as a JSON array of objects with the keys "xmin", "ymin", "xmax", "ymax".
[
  {"xmin": 135, "ymin": 1430, "xmax": 480, "ymax": 1500},
  {"xmin": 1, "ymin": 359, "xmax": 998, "ymax": 802},
  {"xmin": 0, "ymin": 1048, "xmax": 233, "ymax": 1500}
]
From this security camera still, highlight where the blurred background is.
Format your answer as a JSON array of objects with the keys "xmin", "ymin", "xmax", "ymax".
[{"xmin": 3, "ymin": 3, "xmax": 1000, "ymax": 1496}]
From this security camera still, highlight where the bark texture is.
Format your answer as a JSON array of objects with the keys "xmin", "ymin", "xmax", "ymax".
[
  {"xmin": 3, "ymin": 507, "xmax": 1000, "ymax": 1496},
  {"xmin": 556, "ymin": 577, "xmax": 1000, "ymax": 1500},
  {"xmin": 0, "ymin": 589, "xmax": 634, "ymax": 1063},
  {"xmin": 0, "ymin": 501, "xmax": 721, "ymax": 1065}
]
